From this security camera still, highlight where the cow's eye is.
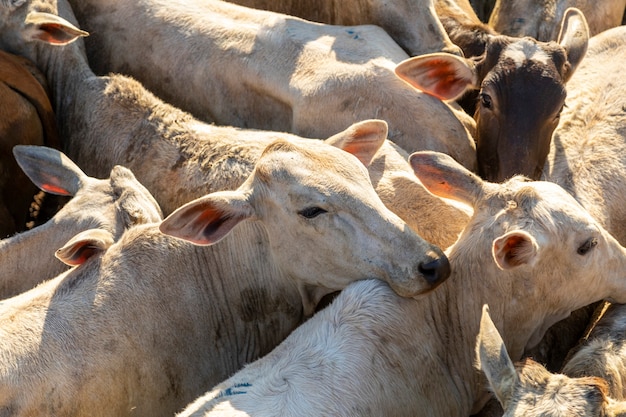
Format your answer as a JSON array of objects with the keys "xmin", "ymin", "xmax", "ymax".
[
  {"xmin": 577, "ymin": 237, "xmax": 598, "ymax": 255},
  {"xmin": 298, "ymin": 206, "xmax": 327, "ymax": 219},
  {"xmin": 480, "ymin": 93, "xmax": 492, "ymax": 109},
  {"xmin": 555, "ymin": 104, "xmax": 565, "ymax": 120}
]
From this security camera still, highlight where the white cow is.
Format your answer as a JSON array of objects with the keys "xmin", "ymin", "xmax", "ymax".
[
  {"xmin": 477, "ymin": 304, "xmax": 626, "ymax": 417},
  {"xmin": 223, "ymin": 0, "xmax": 462, "ymax": 56},
  {"xmin": 0, "ymin": 0, "xmax": 477, "ymax": 217},
  {"xmin": 176, "ymin": 150, "xmax": 626, "ymax": 417},
  {"xmin": 60, "ymin": 0, "xmax": 477, "ymax": 170},
  {"xmin": 474, "ymin": 26, "xmax": 626, "ymax": 416},
  {"xmin": 489, "ymin": 0, "xmax": 626, "ymax": 41},
  {"xmin": 0, "ymin": 145, "xmax": 162, "ymax": 299},
  {"xmin": 0, "ymin": 137, "xmax": 452, "ymax": 417}
]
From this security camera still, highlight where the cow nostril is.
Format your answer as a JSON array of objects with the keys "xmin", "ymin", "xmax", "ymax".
[{"xmin": 418, "ymin": 255, "xmax": 451, "ymax": 285}]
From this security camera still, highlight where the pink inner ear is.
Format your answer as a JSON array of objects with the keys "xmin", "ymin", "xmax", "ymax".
[
  {"xmin": 41, "ymin": 182, "xmax": 71, "ymax": 196},
  {"xmin": 500, "ymin": 234, "xmax": 528, "ymax": 267},
  {"xmin": 160, "ymin": 203, "xmax": 244, "ymax": 246},
  {"xmin": 397, "ymin": 55, "xmax": 474, "ymax": 101},
  {"xmin": 340, "ymin": 142, "xmax": 376, "ymax": 167},
  {"xmin": 409, "ymin": 159, "xmax": 455, "ymax": 199},
  {"xmin": 423, "ymin": 59, "xmax": 463, "ymax": 100},
  {"xmin": 63, "ymin": 245, "xmax": 98, "ymax": 266},
  {"xmin": 36, "ymin": 23, "xmax": 83, "ymax": 45}
]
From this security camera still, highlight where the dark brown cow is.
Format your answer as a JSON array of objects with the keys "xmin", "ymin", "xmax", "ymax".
[
  {"xmin": 0, "ymin": 49, "xmax": 58, "ymax": 238},
  {"xmin": 423, "ymin": 1, "xmax": 589, "ymax": 183}
]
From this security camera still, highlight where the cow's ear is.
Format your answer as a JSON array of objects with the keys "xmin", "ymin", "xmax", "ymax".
[
  {"xmin": 325, "ymin": 119, "xmax": 387, "ymax": 167},
  {"xmin": 409, "ymin": 151, "xmax": 486, "ymax": 208},
  {"xmin": 395, "ymin": 53, "xmax": 477, "ymax": 101},
  {"xmin": 56, "ymin": 229, "xmax": 114, "ymax": 266},
  {"xmin": 557, "ymin": 7, "xmax": 588, "ymax": 82},
  {"xmin": 24, "ymin": 11, "xmax": 89, "ymax": 45},
  {"xmin": 159, "ymin": 191, "xmax": 254, "ymax": 245},
  {"xmin": 476, "ymin": 304, "xmax": 518, "ymax": 410},
  {"xmin": 13, "ymin": 145, "xmax": 88, "ymax": 196},
  {"xmin": 492, "ymin": 231, "xmax": 538, "ymax": 270}
]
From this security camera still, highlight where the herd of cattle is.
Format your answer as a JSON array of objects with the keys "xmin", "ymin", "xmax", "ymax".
[{"xmin": 1, "ymin": 0, "xmax": 626, "ymax": 415}]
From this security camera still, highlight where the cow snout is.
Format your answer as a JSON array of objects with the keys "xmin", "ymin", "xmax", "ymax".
[{"xmin": 418, "ymin": 250, "xmax": 451, "ymax": 287}]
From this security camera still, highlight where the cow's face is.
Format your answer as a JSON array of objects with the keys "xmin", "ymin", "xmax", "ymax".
[
  {"xmin": 473, "ymin": 8, "xmax": 588, "ymax": 183},
  {"xmin": 474, "ymin": 36, "xmax": 567, "ymax": 183}
]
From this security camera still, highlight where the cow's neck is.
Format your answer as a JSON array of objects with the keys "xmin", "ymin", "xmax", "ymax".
[
  {"xmin": 423, "ymin": 240, "xmax": 575, "ymax": 414},
  {"xmin": 35, "ymin": 39, "xmax": 91, "ymax": 127},
  {"xmin": 546, "ymin": 127, "xmax": 616, "ymax": 242},
  {"xmin": 105, "ymin": 223, "xmax": 305, "ymax": 389},
  {"xmin": 32, "ymin": 37, "xmax": 270, "ymax": 215},
  {"xmin": 35, "ymin": 39, "xmax": 131, "ymax": 178},
  {"xmin": 0, "ymin": 224, "xmax": 70, "ymax": 298},
  {"xmin": 197, "ymin": 222, "xmax": 306, "ymax": 375},
  {"xmin": 421, "ymin": 265, "xmax": 490, "ymax": 415}
]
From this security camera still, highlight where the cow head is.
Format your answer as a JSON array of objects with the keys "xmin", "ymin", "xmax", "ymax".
[
  {"xmin": 395, "ymin": 8, "xmax": 589, "ymax": 183},
  {"xmin": 476, "ymin": 304, "xmax": 626, "ymax": 417}
]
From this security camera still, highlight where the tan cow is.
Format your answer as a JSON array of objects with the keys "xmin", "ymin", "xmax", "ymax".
[
  {"xmin": 544, "ymin": 25, "xmax": 626, "ymax": 245},
  {"xmin": 325, "ymin": 122, "xmax": 472, "ymax": 250},
  {"xmin": 477, "ymin": 305, "xmax": 626, "ymax": 417},
  {"xmin": 489, "ymin": 0, "xmax": 626, "ymax": 42},
  {"xmin": 0, "ymin": 145, "xmax": 162, "ymax": 299},
  {"xmin": 176, "ymin": 150, "xmax": 626, "ymax": 417},
  {"xmin": 3, "ymin": 121, "xmax": 468, "ymax": 300},
  {"xmin": 223, "ymin": 0, "xmax": 462, "ymax": 56},
  {"xmin": 0, "ymin": 49, "xmax": 58, "ymax": 238},
  {"xmin": 0, "ymin": 2, "xmax": 472, "ymax": 251},
  {"xmin": 0, "ymin": 1, "xmax": 478, "ymax": 218},
  {"xmin": 562, "ymin": 303, "xmax": 626, "ymax": 402},
  {"xmin": 524, "ymin": 25, "xmax": 626, "ymax": 378},
  {"xmin": 60, "ymin": 0, "xmax": 477, "ymax": 170},
  {"xmin": 0, "ymin": 137, "xmax": 450, "ymax": 417},
  {"xmin": 511, "ymin": 25, "xmax": 626, "ymax": 379},
  {"xmin": 405, "ymin": 0, "xmax": 589, "ymax": 183}
]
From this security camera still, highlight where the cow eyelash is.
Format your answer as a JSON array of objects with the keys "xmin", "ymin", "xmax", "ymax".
[
  {"xmin": 577, "ymin": 237, "xmax": 598, "ymax": 255},
  {"xmin": 555, "ymin": 104, "xmax": 565, "ymax": 119},
  {"xmin": 479, "ymin": 93, "xmax": 492, "ymax": 109},
  {"xmin": 298, "ymin": 206, "xmax": 327, "ymax": 219}
]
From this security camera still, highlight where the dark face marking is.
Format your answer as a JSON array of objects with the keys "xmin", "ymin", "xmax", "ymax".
[{"xmin": 473, "ymin": 37, "xmax": 568, "ymax": 183}]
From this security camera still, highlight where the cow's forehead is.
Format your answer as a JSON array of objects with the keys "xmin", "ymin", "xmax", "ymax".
[
  {"xmin": 487, "ymin": 179, "xmax": 591, "ymax": 221},
  {"xmin": 512, "ymin": 380, "xmax": 608, "ymax": 416},
  {"xmin": 503, "ymin": 360, "xmax": 607, "ymax": 417},
  {"xmin": 482, "ymin": 36, "xmax": 566, "ymax": 82},
  {"xmin": 502, "ymin": 38, "xmax": 551, "ymax": 68},
  {"xmin": 518, "ymin": 180, "xmax": 567, "ymax": 197},
  {"xmin": 254, "ymin": 139, "xmax": 370, "ymax": 187}
]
